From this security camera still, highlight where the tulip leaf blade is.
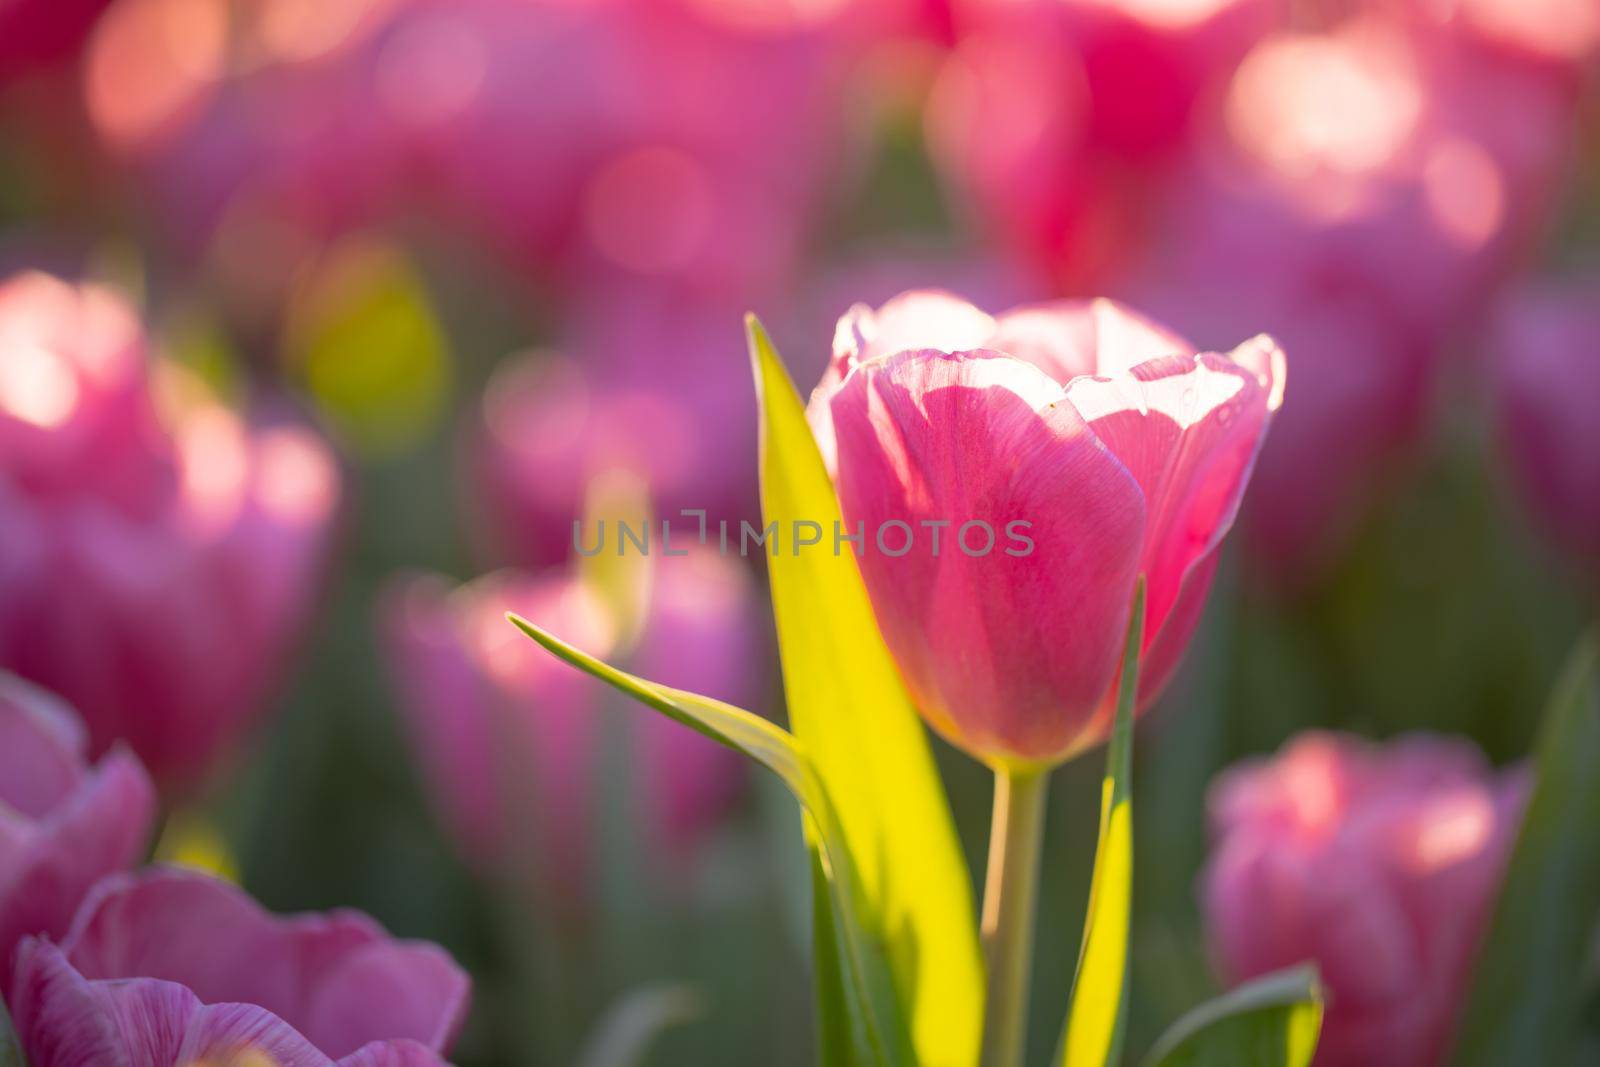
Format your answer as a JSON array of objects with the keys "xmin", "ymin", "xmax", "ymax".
[
  {"xmin": 506, "ymin": 613, "xmax": 905, "ymax": 1067},
  {"xmin": 1451, "ymin": 630, "xmax": 1600, "ymax": 1067},
  {"xmin": 746, "ymin": 316, "xmax": 984, "ymax": 1067},
  {"xmin": 0, "ymin": 993, "xmax": 26, "ymax": 1067},
  {"xmin": 1059, "ymin": 580, "xmax": 1145, "ymax": 1067},
  {"xmin": 1140, "ymin": 965, "xmax": 1323, "ymax": 1067}
]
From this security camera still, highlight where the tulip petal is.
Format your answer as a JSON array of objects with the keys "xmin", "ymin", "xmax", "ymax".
[
  {"xmin": 829, "ymin": 347, "xmax": 1146, "ymax": 764},
  {"xmin": 305, "ymin": 942, "xmax": 470, "ymax": 1058},
  {"xmin": 62, "ymin": 868, "xmax": 467, "ymax": 1058},
  {"xmin": 0, "ymin": 747, "xmax": 156, "ymax": 973},
  {"xmin": 809, "ymin": 291, "xmax": 996, "ymax": 474},
  {"xmin": 991, "ymin": 298, "xmax": 1194, "ymax": 385},
  {"xmin": 1065, "ymin": 337, "xmax": 1284, "ymax": 690},
  {"xmin": 10, "ymin": 939, "xmax": 125, "ymax": 1067},
  {"xmin": 174, "ymin": 1002, "xmax": 332, "ymax": 1067},
  {"xmin": 0, "ymin": 674, "xmax": 87, "ymax": 817},
  {"xmin": 339, "ymin": 1039, "xmax": 453, "ymax": 1067}
]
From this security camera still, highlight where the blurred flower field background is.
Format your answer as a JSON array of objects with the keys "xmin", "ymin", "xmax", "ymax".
[{"xmin": 0, "ymin": 0, "xmax": 1597, "ymax": 1065}]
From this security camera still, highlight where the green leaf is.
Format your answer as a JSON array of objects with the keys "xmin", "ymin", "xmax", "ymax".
[
  {"xmin": 574, "ymin": 984, "xmax": 706, "ymax": 1067},
  {"xmin": 1140, "ymin": 966, "xmax": 1323, "ymax": 1067},
  {"xmin": 1451, "ymin": 630, "xmax": 1600, "ymax": 1067},
  {"xmin": 505, "ymin": 616, "xmax": 907, "ymax": 1067},
  {"xmin": 1059, "ymin": 580, "xmax": 1145, "ymax": 1067},
  {"xmin": 747, "ymin": 316, "xmax": 984, "ymax": 1067},
  {"xmin": 0, "ymin": 991, "xmax": 27, "ymax": 1067}
]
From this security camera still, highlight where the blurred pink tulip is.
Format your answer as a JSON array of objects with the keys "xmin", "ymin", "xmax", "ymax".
[
  {"xmin": 1202, "ymin": 732, "xmax": 1528, "ymax": 1067},
  {"xmin": 88, "ymin": 0, "xmax": 857, "ymax": 298},
  {"xmin": 925, "ymin": 0, "xmax": 1273, "ymax": 289},
  {"xmin": 0, "ymin": 270, "xmax": 340, "ymax": 790},
  {"xmin": 10, "ymin": 867, "xmax": 469, "ymax": 1066},
  {"xmin": 810, "ymin": 291, "xmax": 1282, "ymax": 767},
  {"xmin": 0, "ymin": 0, "xmax": 111, "ymax": 85},
  {"xmin": 1118, "ymin": 13, "xmax": 1581, "ymax": 580},
  {"xmin": 1493, "ymin": 275, "xmax": 1600, "ymax": 580},
  {"xmin": 381, "ymin": 550, "xmax": 755, "ymax": 893},
  {"xmin": 0, "ymin": 673, "xmax": 155, "ymax": 986},
  {"xmin": 474, "ymin": 282, "xmax": 762, "ymax": 567}
]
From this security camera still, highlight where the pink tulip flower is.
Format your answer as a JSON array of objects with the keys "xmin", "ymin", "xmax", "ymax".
[
  {"xmin": 0, "ymin": 270, "xmax": 340, "ymax": 790},
  {"xmin": 0, "ymin": 673, "xmax": 155, "ymax": 986},
  {"xmin": 810, "ymin": 291, "xmax": 1282, "ymax": 767},
  {"xmin": 381, "ymin": 550, "xmax": 754, "ymax": 892},
  {"xmin": 924, "ymin": 0, "xmax": 1274, "ymax": 290},
  {"xmin": 1493, "ymin": 275, "xmax": 1600, "ymax": 581},
  {"xmin": 10, "ymin": 867, "xmax": 469, "ymax": 1066},
  {"xmin": 1202, "ymin": 732, "xmax": 1528, "ymax": 1067}
]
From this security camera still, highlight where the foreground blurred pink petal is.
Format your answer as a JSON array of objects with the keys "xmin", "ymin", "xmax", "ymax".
[
  {"xmin": 0, "ymin": 674, "xmax": 156, "ymax": 986},
  {"xmin": 381, "ymin": 549, "xmax": 754, "ymax": 893},
  {"xmin": 1493, "ymin": 275, "xmax": 1600, "ymax": 581},
  {"xmin": 812, "ymin": 292, "xmax": 1281, "ymax": 766},
  {"xmin": 1202, "ymin": 732, "xmax": 1528, "ymax": 1067},
  {"xmin": 0, "ymin": 270, "xmax": 340, "ymax": 790},
  {"xmin": 10, "ymin": 867, "xmax": 469, "ymax": 1066}
]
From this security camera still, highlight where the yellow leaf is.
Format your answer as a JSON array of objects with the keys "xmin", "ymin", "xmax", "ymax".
[{"xmin": 748, "ymin": 316, "xmax": 983, "ymax": 1067}]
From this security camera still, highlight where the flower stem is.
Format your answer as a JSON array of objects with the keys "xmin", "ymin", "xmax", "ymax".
[{"xmin": 979, "ymin": 765, "xmax": 1050, "ymax": 1067}]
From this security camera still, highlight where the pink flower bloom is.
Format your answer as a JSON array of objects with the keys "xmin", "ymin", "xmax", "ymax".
[
  {"xmin": 0, "ymin": 271, "xmax": 340, "ymax": 790},
  {"xmin": 10, "ymin": 867, "xmax": 469, "ymax": 1067},
  {"xmin": 1493, "ymin": 275, "xmax": 1600, "ymax": 580},
  {"xmin": 0, "ymin": 673, "xmax": 155, "ymax": 986},
  {"xmin": 381, "ymin": 550, "xmax": 755, "ymax": 892},
  {"xmin": 809, "ymin": 291, "xmax": 1282, "ymax": 767},
  {"xmin": 1202, "ymin": 732, "xmax": 1528, "ymax": 1067}
]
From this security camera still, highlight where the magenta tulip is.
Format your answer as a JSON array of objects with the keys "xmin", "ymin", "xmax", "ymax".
[
  {"xmin": 810, "ymin": 291, "xmax": 1282, "ymax": 767},
  {"xmin": 1494, "ymin": 275, "xmax": 1600, "ymax": 582},
  {"xmin": 0, "ymin": 673, "xmax": 155, "ymax": 986},
  {"xmin": 0, "ymin": 270, "xmax": 340, "ymax": 790},
  {"xmin": 381, "ymin": 550, "xmax": 755, "ymax": 892},
  {"xmin": 10, "ymin": 867, "xmax": 469, "ymax": 1066},
  {"xmin": 1202, "ymin": 732, "xmax": 1527, "ymax": 1067}
]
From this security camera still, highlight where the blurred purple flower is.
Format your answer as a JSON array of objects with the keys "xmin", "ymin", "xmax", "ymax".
[
  {"xmin": 0, "ymin": 673, "xmax": 155, "ymax": 988},
  {"xmin": 0, "ymin": 270, "xmax": 340, "ymax": 790},
  {"xmin": 10, "ymin": 866, "xmax": 469, "ymax": 1066},
  {"xmin": 381, "ymin": 550, "xmax": 756, "ymax": 895},
  {"xmin": 1493, "ymin": 275, "xmax": 1600, "ymax": 581},
  {"xmin": 1202, "ymin": 732, "xmax": 1527, "ymax": 1067}
]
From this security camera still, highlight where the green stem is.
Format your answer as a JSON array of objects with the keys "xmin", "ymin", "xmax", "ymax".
[{"xmin": 980, "ymin": 766, "xmax": 1050, "ymax": 1067}]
